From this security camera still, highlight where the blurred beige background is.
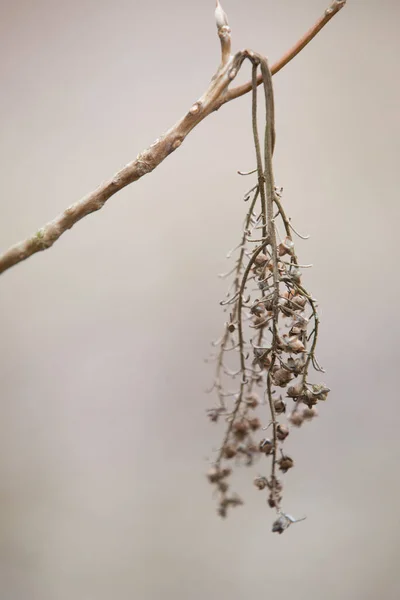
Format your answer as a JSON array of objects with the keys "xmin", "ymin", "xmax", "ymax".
[{"xmin": 0, "ymin": 0, "xmax": 399, "ymax": 598}]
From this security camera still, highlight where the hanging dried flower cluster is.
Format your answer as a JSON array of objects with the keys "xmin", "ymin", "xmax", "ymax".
[{"xmin": 206, "ymin": 54, "xmax": 329, "ymax": 532}]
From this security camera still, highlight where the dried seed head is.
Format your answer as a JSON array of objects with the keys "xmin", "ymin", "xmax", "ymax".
[
  {"xmin": 207, "ymin": 466, "xmax": 231, "ymax": 483},
  {"xmin": 259, "ymin": 438, "xmax": 273, "ymax": 455},
  {"xmin": 278, "ymin": 236, "xmax": 295, "ymax": 257},
  {"xmin": 303, "ymin": 391, "xmax": 318, "ymax": 408},
  {"xmin": 277, "ymin": 424, "xmax": 289, "ymax": 441},
  {"xmin": 288, "ymin": 411, "xmax": 304, "ymax": 427},
  {"xmin": 232, "ymin": 419, "xmax": 249, "ymax": 439},
  {"xmin": 223, "ymin": 444, "xmax": 237, "ymax": 459},
  {"xmin": 218, "ymin": 480, "xmax": 229, "ymax": 493},
  {"xmin": 284, "ymin": 335, "xmax": 306, "ymax": 353},
  {"xmin": 286, "ymin": 357, "xmax": 305, "ymax": 375},
  {"xmin": 287, "ymin": 383, "xmax": 305, "ymax": 399},
  {"xmin": 254, "ymin": 252, "xmax": 268, "ymax": 266},
  {"xmin": 248, "ymin": 417, "xmax": 262, "ymax": 431},
  {"xmin": 274, "ymin": 398, "xmax": 286, "ymax": 414},
  {"xmin": 254, "ymin": 476, "xmax": 269, "ymax": 490},
  {"xmin": 278, "ymin": 455, "xmax": 294, "ymax": 473},
  {"xmin": 272, "ymin": 515, "xmax": 289, "ymax": 534},
  {"xmin": 246, "ymin": 393, "xmax": 259, "ymax": 409},
  {"xmin": 302, "ymin": 406, "xmax": 318, "ymax": 420},
  {"xmin": 272, "ymin": 367, "xmax": 293, "ymax": 387}
]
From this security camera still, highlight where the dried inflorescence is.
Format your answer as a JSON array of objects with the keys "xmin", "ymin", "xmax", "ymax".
[{"xmin": 206, "ymin": 52, "xmax": 329, "ymax": 532}]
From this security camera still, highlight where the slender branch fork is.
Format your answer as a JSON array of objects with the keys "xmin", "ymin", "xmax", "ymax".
[{"xmin": 0, "ymin": 0, "xmax": 346, "ymax": 276}]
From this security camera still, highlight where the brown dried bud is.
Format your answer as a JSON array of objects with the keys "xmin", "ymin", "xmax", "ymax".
[
  {"xmin": 254, "ymin": 252, "xmax": 268, "ymax": 266},
  {"xmin": 303, "ymin": 391, "xmax": 318, "ymax": 408},
  {"xmin": 277, "ymin": 424, "xmax": 289, "ymax": 441},
  {"xmin": 287, "ymin": 383, "xmax": 305, "ymax": 398},
  {"xmin": 274, "ymin": 398, "xmax": 286, "ymax": 414},
  {"xmin": 259, "ymin": 438, "xmax": 273, "ymax": 455},
  {"xmin": 223, "ymin": 444, "xmax": 237, "ymax": 459},
  {"xmin": 232, "ymin": 419, "xmax": 249, "ymax": 439},
  {"xmin": 302, "ymin": 407, "xmax": 318, "ymax": 420},
  {"xmin": 245, "ymin": 393, "xmax": 259, "ymax": 409},
  {"xmin": 272, "ymin": 367, "xmax": 293, "ymax": 387},
  {"xmin": 207, "ymin": 467, "xmax": 231, "ymax": 483},
  {"xmin": 272, "ymin": 515, "xmax": 289, "ymax": 534},
  {"xmin": 248, "ymin": 417, "xmax": 261, "ymax": 431},
  {"xmin": 268, "ymin": 495, "xmax": 277, "ymax": 508},
  {"xmin": 278, "ymin": 455, "xmax": 294, "ymax": 473},
  {"xmin": 247, "ymin": 442, "xmax": 259, "ymax": 454},
  {"xmin": 227, "ymin": 323, "xmax": 236, "ymax": 333},
  {"xmin": 218, "ymin": 480, "xmax": 229, "ymax": 493},
  {"xmin": 288, "ymin": 411, "xmax": 304, "ymax": 427},
  {"xmin": 278, "ymin": 236, "xmax": 294, "ymax": 257},
  {"xmin": 284, "ymin": 335, "xmax": 306, "ymax": 353},
  {"xmin": 254, "ymin": 476, "xmax": 269, "ymax": 490},
  {"xmin": 286, "ymin": 357, "xmax": 305, "ymax": 375}
]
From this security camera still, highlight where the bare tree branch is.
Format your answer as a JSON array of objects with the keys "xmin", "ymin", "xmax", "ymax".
[
  {"xmin": 224, "ymin": 0, "xmax": 347, "ymax": 104},
  {"xmin": 0, "ymin": 1, "xmax": 346, "ymax": 276}
]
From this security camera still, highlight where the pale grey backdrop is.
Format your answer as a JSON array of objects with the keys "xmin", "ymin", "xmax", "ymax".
[{"xmin": 0, "ymin": 1, "xmax": 399, "ymax": 599}]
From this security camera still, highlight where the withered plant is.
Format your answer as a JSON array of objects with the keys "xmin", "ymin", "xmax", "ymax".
[
  {"xmin": 206, "ymin": 53, "xmax": 330, "ymax": 531},
  {"xmin": 0, "ymin": 1, "xmax": 347, "ymax": 532}
]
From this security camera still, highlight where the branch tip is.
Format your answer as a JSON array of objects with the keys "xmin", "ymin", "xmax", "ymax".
[{"xmin": 215, "ymin": 0, "xmax": 229, "ymax": 30}]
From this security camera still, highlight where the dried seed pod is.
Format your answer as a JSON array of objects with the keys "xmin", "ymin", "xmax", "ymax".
[
  {"xmin": 245, "ymin": 393, "xmax": 259, "ymax": 409},
  {"xmin": 223, "ymin": 444, "xmax": 237, "ymax": 459},
  {"xmin": 233, "ymin": 419, "xmax": 249, "ymax": 439},
  {"xmin": 259, "ymin": 438, "xmax": 273, "ymax": 455},
  {"xmin": 277, "ymin": 424, "xmax": 289, "ymax": 441},
  {"xmin": 286, "ymin": 357, "xmax": 305, "ymax": 375},
  {"xmin": 274, "ymin": 398, "xmax": 286, "ymax": 414},
  {"xmin": 254, "ymin": 476, "xmax": 269, "ymax": 490},
  {"xmin": 302, "ymin": 407, "xmax": 318, "ymax": 420},
  {"xmin": 284, "ymin": 335, "xmax": 306, "ymax": 353},
  {"xmin": 287, "ymin": 383, "xmax": 305, "ymax": 398},
  {"xmin": 272, "ymin": 515, "xmax": 290, "ymax": 534},
  {"xmin": 303, "ymin": 391, "xmax": 318, "ymax": 408},
  {"xmin": 278, "ymin": 455, "xmax": 294, "ymax": 473},
  {"xmin": 248, "ymin": 417, "xmax": 261, "ymax": 431},
  {"xmin": 272, "ymin": 367, "xmax": 293, "ymax": 387},
  {"xmin": 218, "ymin": 480, "xmax": 229, "ymax": 493},
  {"xmin": 288, "ymin": 411, "xmax": 304, "ymax": 427},
  {"xmin": 254, "ymin": 252, "xmax": 268, "ymax": 266},
  {"xmin": 207, "ymin": 467, "xmax": 231, "ymax": 483},
  {"xmin": 278, "ymin": 236, "xmax": 295, "ymax": 257}
]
